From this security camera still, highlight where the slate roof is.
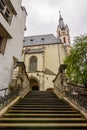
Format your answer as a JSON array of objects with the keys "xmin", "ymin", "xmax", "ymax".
[{"xmin": 23, "ymin": 34, "xmax": 61, "ymax": 47}]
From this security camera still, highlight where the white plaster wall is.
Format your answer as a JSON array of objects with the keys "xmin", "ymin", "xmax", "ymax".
[
  {"xmin": 0, "ymin": 1, "xmax": 26, "ymax": 93},
  {"xmin": 10, "ymin": 0, "xmax": 22, "ymax": 13}
]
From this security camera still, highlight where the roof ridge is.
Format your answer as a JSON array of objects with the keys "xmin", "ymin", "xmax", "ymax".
[{"xmin": 24, "ymin": 34, "xmax": 54, "ymax": 38}]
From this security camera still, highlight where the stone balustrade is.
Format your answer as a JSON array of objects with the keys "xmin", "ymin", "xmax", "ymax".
[
  {"xmin": 0, "ymin": 62, "xmax": 30, "ymax": 109},
  {"xmin": 53, "ymin": 64, "xmax": 87, "ymax": 114}
]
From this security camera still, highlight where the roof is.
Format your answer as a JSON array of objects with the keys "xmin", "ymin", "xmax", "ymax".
[
  {"xmin": 25, "ymin": 48, "xmax": 44, "ymax": 54},
  {"xmin": 45, "ymin": 68, "xmax": 56, "ymax": 75},
  {"xmin": 23, "ymin": 34, "xmax": 61, "ymax": 47}
]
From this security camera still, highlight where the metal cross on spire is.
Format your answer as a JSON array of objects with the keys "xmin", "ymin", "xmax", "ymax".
[
  {"xmin": 59, "ymin": 11, "xmax": 62, "ymax": 19},
  {"xmin": 59, "ymin": 11, "xmax": 61, "ymax": 15}
]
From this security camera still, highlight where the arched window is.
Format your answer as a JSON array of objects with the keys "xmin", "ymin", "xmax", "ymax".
[
  {"xmin": 30, "ymin": 56, "xmax": 37, "ymax": 72},
  {"xmin": 63, "ymin": 37, "xmax": 66, "ymax": 43},
  {"xmin": 58, "ymin": 31, "xmax": 60, "ymax": 36}
]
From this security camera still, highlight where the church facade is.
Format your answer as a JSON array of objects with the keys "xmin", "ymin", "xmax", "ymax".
[{"xmin": 22, "ymin": 13, "xmax": 71, "ymax": 91}]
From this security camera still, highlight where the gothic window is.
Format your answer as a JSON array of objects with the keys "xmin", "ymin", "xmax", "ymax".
[{"xmin": 30, "ymin": 56, "xmax": 37, "ymax": 72}]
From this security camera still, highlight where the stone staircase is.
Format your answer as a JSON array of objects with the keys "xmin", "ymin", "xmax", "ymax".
[{"xmin": 0, "ymin": 91, "xmax": 87, "ymax": 130}]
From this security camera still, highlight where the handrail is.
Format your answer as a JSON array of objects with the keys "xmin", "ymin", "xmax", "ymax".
[
  {"xmin": 0, "ymin": 87, "xmax": 8, "ymax": 97},
  {"xmin": 65, "ymin": 83, "xmax": 87, "ymax": 112},
  {"xmin": 0, "ymin": 86, "xmax": 21, "ymax": 110},
  {"xmin": 67, "ymin": 83, "xmax": 87, "ymax": 95},
  {"xmin": 0, "ymin": 88, "xmax": 8, "ymax": 91}
]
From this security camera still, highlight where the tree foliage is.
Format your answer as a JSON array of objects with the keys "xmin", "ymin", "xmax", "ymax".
[{"xmin": 64, "ymin": 35, "xmax": 87, "ymax": 86}]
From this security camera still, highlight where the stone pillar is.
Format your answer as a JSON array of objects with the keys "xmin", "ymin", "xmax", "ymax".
[{"xmin": 53, "ymin": 64, "xmax": 67, "ymax": 98}]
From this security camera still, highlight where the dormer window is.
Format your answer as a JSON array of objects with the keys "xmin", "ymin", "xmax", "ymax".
[
  {"xmin": 30, "ymin": 39, "xmax": 33, "ymax": 42},
  {"xmin": 41, "ymin": 38, "xmax": 44, "ymax": 40}
]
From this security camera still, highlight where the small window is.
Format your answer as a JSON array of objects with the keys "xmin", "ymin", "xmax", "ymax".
[
  {"xmin": 5, "ymin": 8, "xmax": 10, "ymax": 20},
  {"xmin": 0, "ymin": 0, "xmax": 5, "ymax": 11},
  {"xmin": 0, "ymin": 36, "xmax": 3, "ymax": 50},
  {"xmin": 0, "ymin": 36, "xmax": 7, "ymax": 55},
  {"xmin": 41, "ymin": 38, "xmax": 44, "ymax": 40},
  {"xmin": 63, "ymin": 37, "xmax": 66, "ymax": 43},
  {"xmin": 0, "ymin": 0, "xmax": 12, "ymax": 24},
  {"xmin": 68, "ymin": 38, "xmax": 70, "ymax": 44},
  {"xmin": 58, "ymin": 31, "xmax": 60, "ymax": 36},
  {"xmin": 30, "ymin": 39, "xmax": 33, "ymax": 42}
]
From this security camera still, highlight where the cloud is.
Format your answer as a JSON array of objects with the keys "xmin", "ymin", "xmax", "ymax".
[{"xmin": 22, "ymin": 0, "xmax": 87, "ymax": 43}]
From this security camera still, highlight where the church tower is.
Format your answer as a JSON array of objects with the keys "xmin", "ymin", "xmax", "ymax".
[{"xmin": 57, "ymin": 12, "xmax": 70, "ymax": 45}]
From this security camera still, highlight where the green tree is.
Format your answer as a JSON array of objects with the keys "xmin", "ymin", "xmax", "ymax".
[{"xmin": 64, "ymin": 35, "xmax": 87, "ymax": 87}]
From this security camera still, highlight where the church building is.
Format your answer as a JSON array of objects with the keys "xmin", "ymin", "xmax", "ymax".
[{"xmin": 22, "ymin": 13, "xmax": 71, "ymax": 91}]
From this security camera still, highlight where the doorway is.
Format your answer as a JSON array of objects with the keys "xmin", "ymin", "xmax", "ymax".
[
  {"xmin": 29, "ymin": 78, "xmax": 40, "ymax": 91},
  {"xmin": 32, "ymin": 85, "xmax": 39, "ymax": 91}
]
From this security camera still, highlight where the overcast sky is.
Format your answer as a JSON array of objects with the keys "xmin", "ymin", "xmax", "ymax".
[{"xmin": 22, "ymin": 0, "xmax": 87, "ymax": 43}]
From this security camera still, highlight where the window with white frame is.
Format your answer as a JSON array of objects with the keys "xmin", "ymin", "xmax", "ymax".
[{"xmin": 0, "ymin": 0, "xmax": 13, "ymax": 24}]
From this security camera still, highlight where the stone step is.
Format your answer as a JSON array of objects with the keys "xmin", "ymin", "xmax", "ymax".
[
  {"xmin": 7, "ymin": 110, "xmax": 80, "ymax": 114},
  {"xmin": 12, "ymin": 106, "xmax": 75, "ymax": 110},
  {"xmin": 10, "ymin": 107, "xmax": 77, "ymax": 111},
  {"xmin": 1, "ymin": 117, "xmax": 85, "ymax": 121},
  {"xmin": 0, "ymin": 123, "xmax": 87, "ymax": 127},
  {"xmin": 18, "ymin": 99, "xmax": 66, "ymax": 102},
  {"xmin": 0, "ymin": 127, "xmax": 87, "ymax": 130},
  {"xmin": 4, "ymin": 113, "xmax": 82, "ymax": 117},
  {"xmin": 1, "ymin": 119, "xmax": 86, "ymax": 123},
  {"xmin": 18, "ymin": 102, "xmax": 68, "ymax": 105}
]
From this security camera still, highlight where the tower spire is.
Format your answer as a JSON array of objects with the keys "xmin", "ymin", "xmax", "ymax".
[
  {"xmin": 58, "ymin": 11, "xmax": 65, "ymax": 29},
  {"xmin": 56, "ymin": 12, "xmax": 71, "ymax": 45},
  {"xmin": 59, "ymin": 11, "xmax": 63, "ymax": 20}
]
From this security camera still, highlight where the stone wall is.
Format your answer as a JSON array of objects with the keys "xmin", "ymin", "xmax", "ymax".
[
  {"xmin": 11, "ymin": 62, "xmax": 30, "ymax": 96},
  {"xmin": 53, "ymin": 64, "xmax": 67, "ymax": 98}
]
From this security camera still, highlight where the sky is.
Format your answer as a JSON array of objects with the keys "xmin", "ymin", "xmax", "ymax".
[{"xmin": 22, "ymin": 0, "xmax": 87, "ymax": 44}]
